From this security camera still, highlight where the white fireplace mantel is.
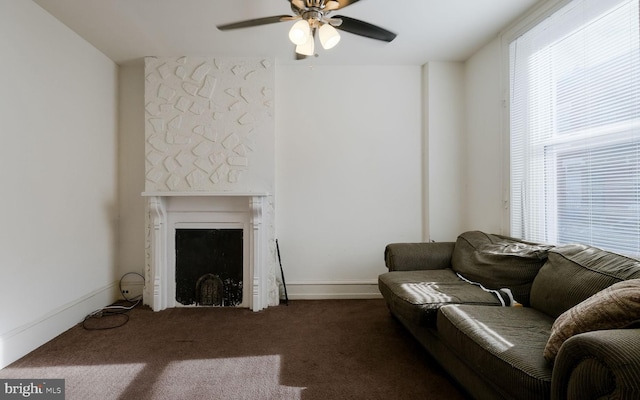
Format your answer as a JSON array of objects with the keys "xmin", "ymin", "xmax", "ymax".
[{"xmin": 142, "ymin": 192, "xmax": 270, "ymax": 312}]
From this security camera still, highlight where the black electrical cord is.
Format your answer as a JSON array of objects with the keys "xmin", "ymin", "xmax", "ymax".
[
  {"xmin": 82, "ymin": 309, "xmax": 131, "ymax": 330},
  {"xmin": 82, "ymin": 272, "xmax": 145, "ymax": 330},
  {"xmin": 119, "ymin": 272, "xmax": 144, "ymax": 302}
]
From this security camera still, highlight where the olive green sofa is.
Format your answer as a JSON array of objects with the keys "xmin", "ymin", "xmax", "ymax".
[{"xmin": 378, "ymin": 231, "xmax": 640, "ymax": 400}]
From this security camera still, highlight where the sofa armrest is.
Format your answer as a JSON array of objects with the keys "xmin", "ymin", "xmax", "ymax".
[
  {"xmin": 384, "ymin": 242, "xmax": 455, "ymax": 271},
  {"xmin": 551, "ymin": 329, "xmax": 640, "ymax": 400}
]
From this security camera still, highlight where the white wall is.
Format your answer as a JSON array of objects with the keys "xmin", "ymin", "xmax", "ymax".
[
  {"xmin": 0, "ymin": 0, "xmax": 119, "ymax": 368},
  {"xmin": 424, "ymin": 48, "xmax": 507, "ymax": 241},
  {"xmin": 424, "ymin": 62, "xmax": 467, "ymax": 242},
  {"xmin": 118, "ymin": 64, "xmax": 146, "ymax": 291},
  {"xmin": 464, "ymin": 37, "xmax": 506, "ymax": 235},
  {"xmin": 275, "ymin": 64, "xmax": 423, "ymax": 298}
]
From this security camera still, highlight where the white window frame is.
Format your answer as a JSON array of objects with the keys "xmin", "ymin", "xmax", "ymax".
[
  {"xmin": 500, "ymin": 0, "xmax": 640, "ymax": 256},
  {"xmin": 500, "ymin": 0, "xmax": 573, "ymax": 236}
]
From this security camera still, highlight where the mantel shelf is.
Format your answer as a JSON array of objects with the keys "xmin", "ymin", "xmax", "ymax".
[{"xmin": 142, "ymin": 191, "xmax": 270, "ymax": 197}]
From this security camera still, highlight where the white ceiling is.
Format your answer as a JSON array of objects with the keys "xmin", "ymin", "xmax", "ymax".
[{"xmin": 32, "ymin": 0, "xmax": 540, "ymax": 66}]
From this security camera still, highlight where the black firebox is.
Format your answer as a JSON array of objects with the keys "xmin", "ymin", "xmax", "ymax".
[{"xmin": 175, "ymin": 229, "xmax": 243, "ymax": 306}]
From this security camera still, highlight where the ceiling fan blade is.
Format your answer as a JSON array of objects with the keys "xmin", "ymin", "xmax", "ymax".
[
  {"xmin": 325, "ymin": 0, "xmax": 361, "ymax": 11},
  {"xmin": 217, "ymin": 15, "xmax": 292, "ymax": 31},
  {"xmin": 289, "ymin": 0, "xmax": 306, "ymax": 10},
  {"xmin": 332, "ymin": 15, "xmax": 396, "ymax": 42}
]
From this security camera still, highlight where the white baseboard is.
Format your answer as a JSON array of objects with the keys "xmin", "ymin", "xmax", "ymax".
[
  {"xmin": 0, "ymin": 281, "xmax": 120, "ymax": 369},
  {"xmin": 282, "ymin": 280, "xmax": 382, "ymax": 300}
]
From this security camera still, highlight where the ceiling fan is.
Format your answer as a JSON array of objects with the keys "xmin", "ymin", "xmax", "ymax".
[{"xmin": 217, "ymin": 0, "xmax": 396, "ymax": 57}]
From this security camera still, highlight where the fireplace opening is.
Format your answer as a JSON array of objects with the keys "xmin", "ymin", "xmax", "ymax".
[{"xmin": 175, "ymin": 229, "xmax": 243, "ymax": 306}]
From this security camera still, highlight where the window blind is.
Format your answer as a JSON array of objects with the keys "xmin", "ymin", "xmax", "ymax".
[{"xmin": 510, "ymin": 0, "xmax": 640, "ymax": 257}]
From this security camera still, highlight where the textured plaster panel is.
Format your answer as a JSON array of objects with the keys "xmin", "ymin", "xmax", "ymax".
[{"xmin": 144, "ymin": 57, "xmax": 275, "ymax": 193}]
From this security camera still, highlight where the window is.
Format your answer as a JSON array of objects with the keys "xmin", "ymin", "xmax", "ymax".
[{"xmin": 509, "ymin": 0, "xmax": 640, "ymax": 257}]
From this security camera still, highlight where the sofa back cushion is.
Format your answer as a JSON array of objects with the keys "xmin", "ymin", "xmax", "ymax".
[
  {"xmin": 530, "ymin": 244, "xmax": 640, "ymax": 318},
  {"xmin": 451, "ymin": 231, "xmax": 553, "ymax": 306}
]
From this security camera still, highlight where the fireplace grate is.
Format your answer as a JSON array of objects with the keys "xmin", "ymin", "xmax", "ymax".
[{"xmin": 196, "ymin": 273, "xmax": 224, "ymax": 306}]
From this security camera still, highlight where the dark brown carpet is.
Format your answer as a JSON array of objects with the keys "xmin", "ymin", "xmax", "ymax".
[{"xmin": 1, "ymin": 299, "xmax": 469, "ymax": 400}]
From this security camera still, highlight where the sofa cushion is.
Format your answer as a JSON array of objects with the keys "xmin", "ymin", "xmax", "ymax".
[
  {"xmin": 438, "ymin": 304, "xmax": 555, "ymax": 400},
  {"xmin": 543, "ymin": 279, "xmax": 640, "ymax": 362},
  {"xmin": 378, "ymin": 269, "xmax": 502, "ymax": 327},
  {"xmin": 451, "ymin": 231, "xmax": 553, "ymax": 306},
  {"xmin": 530, "ymin": 244, "xmax": 640, "ymax": 318}
]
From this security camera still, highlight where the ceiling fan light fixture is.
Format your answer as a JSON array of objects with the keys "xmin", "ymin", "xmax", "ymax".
[
  {"xmin": 295, "ymin": 34, "xmax": 315, "ymax": 56},
  {"xmin": 288, "ymin": 19, "xmax": 311, "ymax": 45},
  {"xmin": 319, "ymin": 23, "xmax": 341, "ymax": 49}
]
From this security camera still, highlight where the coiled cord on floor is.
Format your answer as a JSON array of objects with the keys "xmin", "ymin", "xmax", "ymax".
[{"xmin": 82, "ymin": 272, "xmax": 145, "ymax": 330}]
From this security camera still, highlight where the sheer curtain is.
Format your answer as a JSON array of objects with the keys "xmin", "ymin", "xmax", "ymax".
[{"xmin": 510, "ymin": 0, "xmax": 640, "ymax": 256}]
